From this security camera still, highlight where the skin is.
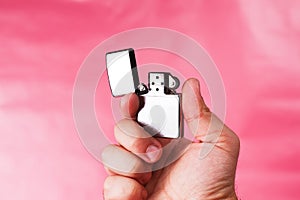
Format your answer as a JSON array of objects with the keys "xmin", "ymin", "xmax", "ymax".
[{"xmin": 102, "ymin": 78, "xmax": 240, "ymax": 200}]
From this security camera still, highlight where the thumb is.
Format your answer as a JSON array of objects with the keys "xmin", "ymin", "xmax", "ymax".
[
  {"xmin": 182, "ymin": 78, "xmax": 240, "ymax": 159},
  {"xmin": 182, "ymin": 78, "xmax": 212, "ymax": 141}
]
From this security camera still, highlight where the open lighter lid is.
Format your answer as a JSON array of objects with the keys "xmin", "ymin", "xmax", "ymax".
[{"xmin": 106, "ymin": 48, "xmax": 140, "ymax": 97}]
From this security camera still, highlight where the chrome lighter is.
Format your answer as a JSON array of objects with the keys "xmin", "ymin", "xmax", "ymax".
[{"xmin": 106, "ymin": 48, "xmax": 183, "ymax": 138}]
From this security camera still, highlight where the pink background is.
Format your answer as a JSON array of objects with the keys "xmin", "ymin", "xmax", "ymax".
[{"xmin": 1, "ymin": 0, "xmax": 300, "ymax": 199}]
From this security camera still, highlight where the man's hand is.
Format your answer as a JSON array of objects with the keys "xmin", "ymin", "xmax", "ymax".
[{"xmin": 101, "ymin": 78, "xmax": 240, "ymax": 200}]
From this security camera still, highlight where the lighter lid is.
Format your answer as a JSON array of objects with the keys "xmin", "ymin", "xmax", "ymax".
[{"xmin": 106, "ymin": 48, "xmax": 140, "ymax": 97}]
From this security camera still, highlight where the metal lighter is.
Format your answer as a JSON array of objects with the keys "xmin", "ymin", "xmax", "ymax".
[{"xmin": 105, "ymin": 48, "xmax": 183, "ymax": 138}]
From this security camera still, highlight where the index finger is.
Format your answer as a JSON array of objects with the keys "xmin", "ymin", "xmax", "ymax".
[{"xmin": 120, "ymin": 93, "xmax": 140, "ymax": 119}]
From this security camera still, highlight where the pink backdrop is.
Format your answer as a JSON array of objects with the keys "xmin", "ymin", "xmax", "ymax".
[{"xmin": 1, "ymin": 0, "xmax": 300, "ymax": 199}]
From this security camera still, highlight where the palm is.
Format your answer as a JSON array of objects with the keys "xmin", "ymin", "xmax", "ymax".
[{"xmin": 146, "ymin": 130, "xmax": 239, "ymax": 199}]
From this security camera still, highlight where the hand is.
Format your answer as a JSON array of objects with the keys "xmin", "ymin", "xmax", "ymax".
[{"xmin": 101, "ymin": 78, "xmax": 240, "ymax": 200}]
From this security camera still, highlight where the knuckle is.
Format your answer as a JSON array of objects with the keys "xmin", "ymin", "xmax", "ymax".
[
  {"xmin": 103, "ymin": 176, "xmax": 130, "ymax": 200},
  {"xmin": 114, "ymin": 119, "xmax": 126, "ymax": 131},
  {"xmin": 113, "ymin": 123, "xmax": 120, "ymax": 139},
  {"xmin": 101, "ymin": 145, "xmax": 115, "ymax": 164},
  {"xmin": 103, "ymin": 176, "xmax": 114, "ymax": 194},
  {"xmin": 127, "ymin": 156, "xmax": 143, "ymax": 173},
  {"xmin": 129, "ymin": 156, "xmax": 152, "ymax": 174},
  {"xmin": 114, "ymin": 119, "xmax": 135, "ymax": 135},
  {"xmin": 114, "ymin": 119, "xmax": 129, "ymax": 138}
]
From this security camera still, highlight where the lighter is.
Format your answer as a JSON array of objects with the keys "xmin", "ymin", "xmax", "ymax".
[{"xmin": 106, "ymin": 48, "xmax": 183, "ymax": 138}]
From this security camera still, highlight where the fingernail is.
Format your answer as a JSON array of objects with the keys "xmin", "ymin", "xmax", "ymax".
[{"xmin": 145, "ymin": 145, "xmax": 162, "ymax": 163}]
